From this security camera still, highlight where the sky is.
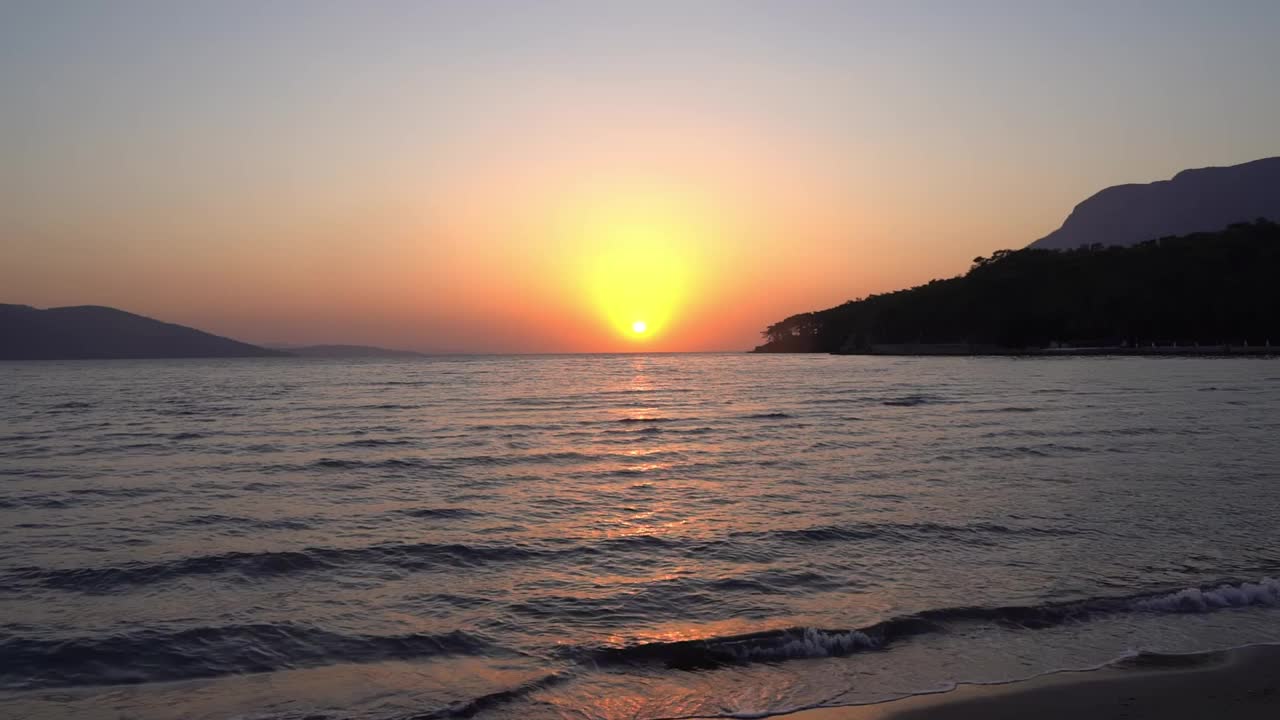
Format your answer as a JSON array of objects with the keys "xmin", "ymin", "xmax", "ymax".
[{"xmin": 3, "ymin": 1, "xmax": 1278, "ymax": 352}]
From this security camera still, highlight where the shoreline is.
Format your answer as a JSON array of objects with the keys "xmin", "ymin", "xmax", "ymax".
[
  {"xmin": 783, "ymin": 643, "xmax": 1280, "ymax": 720},
  {"xmin": 852, "ymin": 345, "xmax": 1280, "ymax": 357},
  {"xmin": 752, "ymin": 345, "xmax": 1280, "ymax": 356}
]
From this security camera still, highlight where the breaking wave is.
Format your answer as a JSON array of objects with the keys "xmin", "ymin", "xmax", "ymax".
[{"xmin": 575, "ymin": 577, "xmax": 1280, "ymax": 670}]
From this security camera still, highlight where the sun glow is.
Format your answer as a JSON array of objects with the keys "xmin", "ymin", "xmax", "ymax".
[{"xmin": 577, "ymin": 197, "xmax": 702, "ymax": 345}]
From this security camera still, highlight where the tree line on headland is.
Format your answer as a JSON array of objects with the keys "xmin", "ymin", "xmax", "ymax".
[{"xmin": 755, "ymin": 220, "xmax": 1280, "ymax": 354}]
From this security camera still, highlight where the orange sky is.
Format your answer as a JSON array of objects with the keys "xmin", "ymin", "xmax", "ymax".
[{"xmin": 4, "ymin": 3, "xmax": 1279, "ymax": 352}]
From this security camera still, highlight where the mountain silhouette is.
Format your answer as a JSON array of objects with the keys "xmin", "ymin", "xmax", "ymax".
[
  {"xmin": 1031, "ymin": 157, "xmax": 1280, "ymax": 250},
  {"xmin": 0, "ymin": 304, "xmax": 284, "ymax": 360}
]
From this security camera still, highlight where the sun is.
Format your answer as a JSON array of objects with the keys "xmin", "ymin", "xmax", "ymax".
[
  {"xmin": 572, "ymin": 191, "xmax": 708, "ymax": 346},
  {"xmin": 582, "ymin": 228, "xmax": 689, "ymax": 342}
]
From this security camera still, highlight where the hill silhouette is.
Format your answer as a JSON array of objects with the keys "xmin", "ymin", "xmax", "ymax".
[
  {"xmin": 0, "ymin": 304, "xmax": 284, "ymax": 360},
  {"xmin": 1031, "ymin": 157, "xmax": 1280, "ymax": 250},
  {"xmin": 756, "ymin": 220, "xmax": 1279, "ymax": 353}
]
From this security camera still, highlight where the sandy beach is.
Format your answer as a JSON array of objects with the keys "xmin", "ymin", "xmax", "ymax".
[{"xmin": 790, "ymin": 644, "xmax": 1280, "ymax": 720}]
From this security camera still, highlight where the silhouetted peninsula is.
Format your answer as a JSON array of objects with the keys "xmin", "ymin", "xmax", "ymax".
[
  {"xmin": 1031, "ymin": 157, "xmax": 1280, "ymax": 250},
  {"xmin": 755, "ymin": 220, "xmax": 1279, "ymax": 354},
  {"xmin": 0, "ymin": 304, "xmax": 285, "ymax": 360}
]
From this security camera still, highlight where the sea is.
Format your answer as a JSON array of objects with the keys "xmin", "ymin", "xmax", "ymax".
[{"xmin": 3, "ymin": 354, "xmax": 1280, "ymax": 720}]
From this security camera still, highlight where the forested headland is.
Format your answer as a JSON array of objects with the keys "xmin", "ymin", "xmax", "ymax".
[{"xmin": 755, "ymin": 220, "xmax": 1280, "ymax": 354}]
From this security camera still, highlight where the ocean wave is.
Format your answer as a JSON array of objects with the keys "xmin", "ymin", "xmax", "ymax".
[
  {"xmin": 905, "ymin": 578, "xmax": 1280, "ymax": 630},
  {"xmin": 418, "ymin": 672, "xmax": 568, "ymax": 719},
  {"xmin": 748, "ymin": 520, "xmax": 1080, "ymax": 545},
  {"xmin": 456, "ymin": 450, "xmax": 598, "ymax": 467},
  {"xmin": 275, "ymin": 456, "xmax": 453, "ymax": 473},
  {"xmin": 173, "ymin": 513, "xmax": 312, "ymax": 530},
  {"xmin": 0, "ymin": 496, "xmax": 78, "ymax": 509},
  {"xmin": 509, "ymin": 570, "xmax": 849, "ymax": 624},
  {"xmin": 49, "ymin": 401, "xmax": 92, "ymax": 410},
  {"xmin": 1131, "ymin": 577, "xmax": 1280, "ymax": 612},
  {"xmin": 583, "ymin": 625, "xmax": 896, "ymax": 670},
  {"xmin": 3, "ymin": 575, "xmax": 1280, "ymax": 698},
  {"xmin": 400, "ymin": 507, "xmax": 482, "ymax": 519},
  {"xmin": 336, "ymin": 438, "xmax": 415, "ymax": 448},
  {"xmin": 601, "ymin": 425, "xmax": 716, "ymax": 438},
  {"xmin": 880, "ymin": 394, "xmax": 949, "ymax": 407},
  {"xmin": 312, "ymin": 457, "xmax": 434, "ymax": 470},
  {"xmin": 971, "ymin": 443, "xmax": 1094, "ymax": 458},
  {"xmin": 8, "ymin": 523, "xmax": 1080, "ymax": 595},
  {"xmin": 0, "ymin": 432, "xmax": 43, "ymax": 442},
  {"xmin": 706, "ymin": 569, "xmax": 843, "ymax": 594},
  {"xmin": 66, "ymin": 485, "xmax": 165, "ymax": 498},
  {"xmin": 601, "ymin": 425, "xmax": 666, "ymax": 436},
  {"xmin": 0, "ymin": 625, "xmax": 498, "ymax": 690},
  {"xmin": 574, "ymin": 578, "xmax": 1280, "ymax": 670},
  {"xmin": 5, "ymin": 541, "xmax": 551, "ymax": 593}
]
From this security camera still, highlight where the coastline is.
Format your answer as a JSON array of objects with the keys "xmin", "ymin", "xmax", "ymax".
[
  {"xmin": 747, "ymin": 340, "xmax": 1280, "ymax": 353},
  {"xmin": 847, "ymin": 344, "xmax": 1280, "ymax": 357},
  {"xmin": 750, "ymin": 344, "xmax": 1280, "ymax": 355},
  {"xmin": 785, "ymin": 644, "xmax": 1280, "ymax": 720}
]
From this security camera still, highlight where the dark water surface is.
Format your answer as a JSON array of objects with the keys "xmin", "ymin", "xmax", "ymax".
[{"xmin": 3, "ymin": 355, "xmax": 1280, "ymax": 719}]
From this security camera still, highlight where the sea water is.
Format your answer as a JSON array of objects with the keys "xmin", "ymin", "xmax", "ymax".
[{"xmin": 2, "ymin": 354, "xmax": 1280, "ymax": 719}]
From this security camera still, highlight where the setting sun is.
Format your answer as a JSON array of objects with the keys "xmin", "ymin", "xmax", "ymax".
[{"xmin": 572, "ymin": 194, "xmax": 706, "ymax": 347}]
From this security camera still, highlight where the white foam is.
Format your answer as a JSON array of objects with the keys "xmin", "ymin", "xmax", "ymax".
[
  {"xmin": 729, "ymin": 628, "xmax": 879, "ymax": 662},
  {"xmin": 1131, "ymin": 577, "xmax": 1280, "ymax": 612}
]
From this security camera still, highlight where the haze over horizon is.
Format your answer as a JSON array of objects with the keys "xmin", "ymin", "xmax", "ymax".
[{"xmin": 4, "ymin": 1, "xmax": 1279, "ymax": 352}]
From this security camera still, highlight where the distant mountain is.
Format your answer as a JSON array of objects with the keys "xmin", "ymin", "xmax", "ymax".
[
  {"xmin": 1031, "ymin": 157, "xmax": 1280, "ymax": 250},
  {"xmin": 0, "ymin": 304, "xmax": 284, "ymax": 360},
  {"xmin": 276, "ymin": 344, "xmax": 427, "ymax": 358}
]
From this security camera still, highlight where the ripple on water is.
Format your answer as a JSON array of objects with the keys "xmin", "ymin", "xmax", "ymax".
[{"xmin": 3, "ymin": 356, "xmax": 1280, "ymax": 719}]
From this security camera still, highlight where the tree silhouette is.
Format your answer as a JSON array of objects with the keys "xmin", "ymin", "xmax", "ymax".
[{"xmin": 755, "ymin": 220, "xmax": 1280, "ymax": 353}]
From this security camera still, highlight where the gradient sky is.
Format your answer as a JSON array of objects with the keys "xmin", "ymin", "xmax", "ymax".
[{"xmin": 3, "ymin": 1, "xmax": 1278, "ymax": 352}]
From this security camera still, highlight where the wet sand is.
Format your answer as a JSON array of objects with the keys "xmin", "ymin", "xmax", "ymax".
[{"xmin": 789, "ymin": 644, "xmax": 1280, "ymax": 720}]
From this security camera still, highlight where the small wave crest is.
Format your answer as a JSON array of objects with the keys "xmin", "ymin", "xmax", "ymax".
[
  {"xmin": 5, "ymin": 542, "xmax": 549, "ymax": 593},
  {"xmin": 881, "ymin": 394, "xmax": 947, "ymax": 407},
  {"xmin": 173, "ymin": 514, "xmax": 311, "ymax": 530},
  {"xmin": 1132, "ymin": 577, "xmax": 1280, "ymax": 612},
  {"xmin": 0, "ymin": 625, "xmax": 498, "ymax": 690},
  {"xmin": 582, "ymin": 624, "xmax": 912, "ymax": 670},
  {"xmin": 337, "ymin": 438, "xmax": 415, "ymax": 448},
  {"xmin": 401, "ymin": 507, "xmax": 481, "ymax": 519},
  {"xmin": 308, "ymin": 457, "xmax": 442, "ymax": 470},
  {"xmin": 573, "ymin": 578, "xmax": 1280, "ymax": 671},
  {"xmin": 752, "ymin": 520, "xmax": 1079, "ymax": 545}
]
